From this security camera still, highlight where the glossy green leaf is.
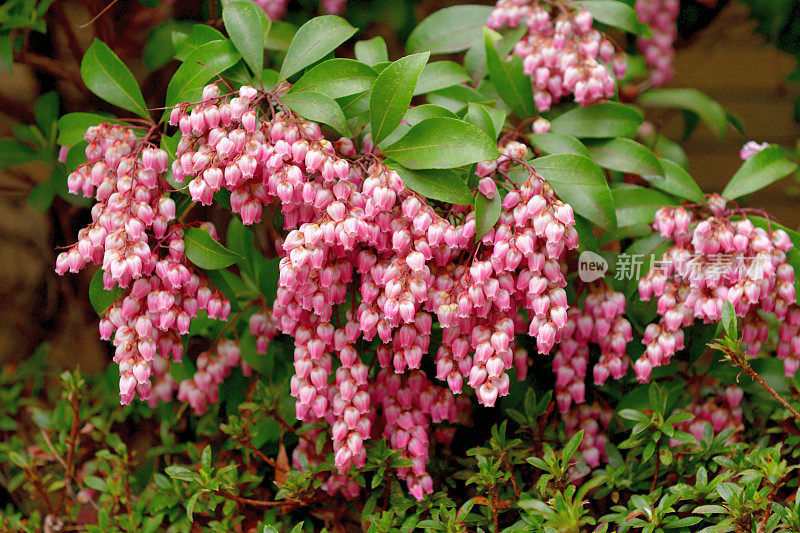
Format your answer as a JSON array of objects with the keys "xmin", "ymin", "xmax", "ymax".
[
  {"xmin": 386, "ymin": 163, "xmax": 474, "ymax": 205},
  {"xmin": 407, "ymin": 5, "xmax": 494, "ymax": 55},
  {"xmin": 165, "ymin": 40, "xmax": 241, "ymax": 106},
  {"xmin": 282, "ymin": 91, "xmax": 350, "ymax": 136},
  {"xmin": 722, "ymin": 146, "xmax": 797, "ymax": 200},
  {"xmin": 585, "ymin": 137, "xmax": 663, "ymax": 176},
  {"xmin": 612, "ymin": 184, "xmax": 677, "ymax": 229},
  {"xmin": 291, "ymin": 59, "xmax": 376, "ymax": 98},
  {"xmin": 529, "ymin": 154, "xmax": 616, "ymax": 230},
  {"xmin": 280, "ymin": 16, "xmax": 357, "ymax": 80},
  {"xmin": 223, "ymin": 1, "xmax": 265, "ymax": 76},
  {"xmin": 88, "ymin": 269, "xmax": 125, "ymax": 314},
  {"xmin": 56, "ymin": 113, "xmax": 115, "ymax": 146},
  {"xmin": 143, "ymin": 20, "xmax": 195, "ymax": 71},
  {"xmin": 404, "ymin": 104, "xmax": 459, "ymax": 126},
  {"xmin": 475, "ymin": 192, "xmax": 501, "ymax": 242},
  {"xmin": 370, "ymin": 52, "xmax": 429, "ymax": 144},
  {"xmin": 354, "ymin": 36, "xmax": 388, "ymax": 66},
  {"xmin": 484, "ymin": 28, "xmax": 536, "ymax": 118},
  {"xmin": 173, "ymin": 25, "xmax": 226, "ymax": 61},
  {"xmin": 414, "ymin": 61, "xmax": 470, "ymax": 96},
  {"xmin": 550, "ymin": 102, "xmax": 643, "ymax": 139},
  {"xmin": 529, "ymin": 132, "xmax": 589, "ymax": 157},
  {"xmin": 263, "ymin": 20, "xmax": 297, "ymax": 51},
  {"xmin": 80, "ymin": 39, "xmax": 150, "ymax": 120},
  {"xmin": 465, "ymin": 102, "xmax": 497, "ymax": 139},
  {"xmin": 642, "ymin": 158, "xmax": 704, "ymax": 202},
  {"xmin": 638, "ymin": 88, "xmax": 728, "ymax": 137},
  {"xmin": 183, "ymin": 228, "xmax": 243, "ymax": 270},
  {"xmin": 383, "ymin": 117, "xmax": 500, "ymax": 169},
  {"xmin": 577, "ymin": 0, "xmax": 649, "ymax": 35},
  {"xmin": 427, "ymin": 84, "xmax": 494, "ymax": 113}
]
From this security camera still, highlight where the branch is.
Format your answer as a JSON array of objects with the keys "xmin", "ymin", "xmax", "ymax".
[
  {"xmin": 14, "ymin": 51, "xmax": 90, "ymax": 96},
  {"xmin": 713, "ymin": 340, "xmax": 800, "ymax": 423}
]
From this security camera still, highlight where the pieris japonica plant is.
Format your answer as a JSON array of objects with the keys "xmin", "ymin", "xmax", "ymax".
[{"xmin": 4, "ymin": 0, "xmax": 800, "ymax": 531}]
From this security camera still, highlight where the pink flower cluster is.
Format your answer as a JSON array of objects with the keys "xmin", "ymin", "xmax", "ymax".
[
  {"xmin": 249, "ymin": 0, "xmax": 345, "ymax": 19},
  {"xmin": 553, "ymin": 285, "xmax": 632, "ymax": 413},
  {"xmin": 249, "ymin": 308, "xmax": 279, "ymax": 354},
  {"xmin": 167, "ymin": 83, "xmax": 580, "ymax": 498},
  {"xmin": 55, "ymin": 123, "xmax": 232, "ymax": 404},
  {"xmin": 487, "ymin": 0, "xmax": 626, "ymax": 110},
  {"xmin": 635, "ymin": 0, "xmax": 679, "ymax": 87},
  {"xmin": 177, "ymin": 340, "xmax": 250, "ymax": 414},
  {"xmin": 374, "ymin": 370, "xmax": 461, "ymax": 501},
  {"xmin": 672, "ymin": 385, "xmax": 744, "ymax": 445},
  {"xmin": 639, "ymin": 195, "xmax": 799, "ymax": 379},
  {"xmin": 251, "ymin": 0, "xmax": 290, "ymax": 19},
  {"xmin": 565, "ymin": 402, "xmax": 612, "ymax": 474}
]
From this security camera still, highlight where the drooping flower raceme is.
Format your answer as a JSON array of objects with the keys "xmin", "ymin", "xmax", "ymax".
[
  {"xmin": 635, "ymin": 0, "xmax": 679, "ymax": 87},
  {"xmin": 487, "ymin": 0, "xmax": 626, "ymax": 110},
  {"xmin": 56, "ymin": 124, "xmax": 232, "ymax": 405},
  {"xmin": 163, "ymin": 82, "xmax": 581, "ymax": 498},
  {"xmin": 553, "ymin": 285, "xmax": 632, "ymax": 413},
  {"xmin": 638, "ymin": 195, "xmax": 798, "ymax": 380}
]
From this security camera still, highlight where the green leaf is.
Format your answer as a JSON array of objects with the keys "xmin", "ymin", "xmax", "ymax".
[
  {"xmin": 529, "ymin": 132, "xmax": 589, "ymax": 157},
  {"xmin": 407, "ymin": 5, "xmax": 494, "ymax": 55},
  {"xmin": 484, "ymin": 28, "xmax": 536, "ymax": 118},
  {"xmin": 34, "ymin": 91, "xmax": 59, "ymax": 135},
  {"xmin": 88, "ymin": 269, "xmax": 125, "ymax": 314},
  {"xmin": 223, "ymin": 1, "xmax": 265, "ymax": 77},
  {"xmin": 0, "ymin": 34, "xmax": 12, "ymax": 74},
  {"xmin": 642, "ymin": 158, "xmax": 705, "ymax": 202},
  {"xmin": 386, "ymin": 163, "xmax": 474, "ymax": 205},
  {"xmin": 721, "ymin": 145, "xmax": 797, "ymax": 200},
  {"xmin": 465, "ymin": 102, "xmax": 497, "ymax": 139},
  {"xmin": 183, "ymin": 228, "xmax": 242, "ymax": 270},
  {"xmin": 370, "ymin": 52, "xmax": 429, "ymax": 144},
  {"xmin": 186, "ymin": 491, "xmax": 200, "ymax": 520},
  {"xmin": 475, "ymin": 192, "xmax": 501, "ymax": 242},
  {"xmin": 404, "ymin": 104, "xmax": 459, "ymax": 126},
  {"xmin": 263, "ymin": 21, "xmax": 297, "ymax": 52},
  {"xmin": 585, "ymin": 137, "xmax": 663, "ymax": 176},
  {"xmin": 577, "ymin": 0, "xmax": 649, "ymax": 35},
  {"xmin": 383, "ymin": 117, "xmax": 500, "ymax": 169},
  {"xmin": 165, "ymin": 40, "xmax": 241, "ymax": 106},
  {"xmin": 414, "ymin": 61, "xmax": 470, "ymax": 96},
  {"xmin": 173, "ymin": 25, "xmax": 226, "ymax": 62},
  {"xmin": 83, "ymin": 476, "xmax": 108, "ymax": 492},
  {"xmin": 0, "ymin": 139, "xmax": 38, "ymax": 169},
  {"xmin": 612, "ymin": 185, "xmax": 677, "ymax": 229},
  {"xmin": 291, "ymin": 59, "xmax": 376, "ymax": 98},
  {"xmin": 282, "ymin": 91, "xmax": 350, "ymax": 136},
  {"xmin": 529, "ymin": 154, "xmax": 616, "ymax": 231},
  {"xmin": 721, "ymin": 301, "xmax": 737, "ymax": 338},
  {"xmin": 280, "ymin": 16, "xmax": 357, "ymax": 80},
  {"xmin": 428, "ymin": 84, "xmax": 494, "ymax": 113},
  {"xmin": 143, "ymin": 20, "xmax": 195, "ymax": 71},
  {"xmin": 355, "ymin": 36, "xmax": 388, "ymax": 66},
  {"xmin": 80, "ymin": 39, "xmax": 150, "ymax": 120},
  {"xmin": 638, "ymin": 88, "xmax": 728, "ymax": 137},
  {"xmin": 562, "ymin": 430, "xmax": 583, "ymax": 462},
  {"xmin": 56, "ymin": 113, "xmax": 115, "ymax": 146},
  {"xmin": 550, "ymin": 102, "xmax": 643, "ymax": 139},
  {"xmin": 201, "ymin": 445, "xmax": 212, "ymax": 471}
]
